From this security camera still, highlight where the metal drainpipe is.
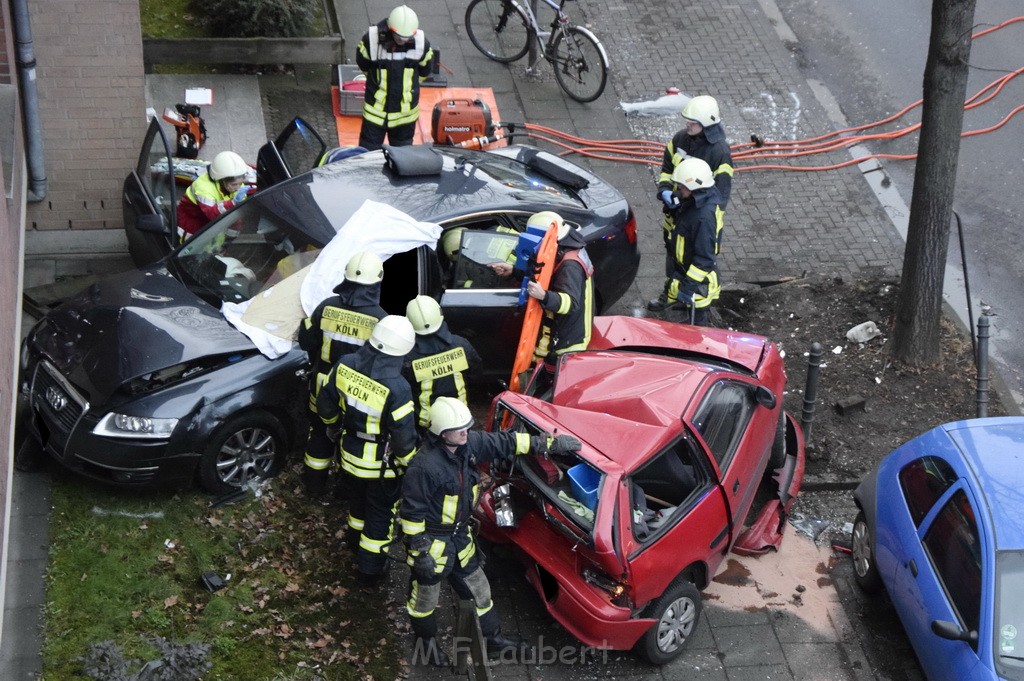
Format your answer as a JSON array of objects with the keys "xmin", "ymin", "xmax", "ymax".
[{"xmin": 11, "ymin": 0, "xmax": 47, "ymax": 202}]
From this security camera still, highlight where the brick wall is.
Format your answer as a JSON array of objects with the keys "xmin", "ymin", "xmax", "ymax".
[
  {"xmin": 0, "ymin": 19, "xmax": 10, "ymax": 84},
  {"xmin": 24, "ymin": 0, "xmax": 147, "ymax": 232}
]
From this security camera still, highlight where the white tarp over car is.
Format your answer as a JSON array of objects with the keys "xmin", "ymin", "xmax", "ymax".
[{"xmin": 222, "ymin": 199, "xmax": 442, "ymax": 358}]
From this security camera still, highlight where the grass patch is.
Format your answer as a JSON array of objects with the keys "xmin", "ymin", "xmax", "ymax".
[
  {"xmin": 139, "ymin": 0, "xmax": 208, "ymax": 39},
  {"xmin": 43, "ymin": 465, "xmax": 406, "ymax": 680}
]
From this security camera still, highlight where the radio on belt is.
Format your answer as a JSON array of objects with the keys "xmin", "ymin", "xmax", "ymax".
[{"xmin": 430, "ymin": 98, "xmax": 494, "ymax": 146}]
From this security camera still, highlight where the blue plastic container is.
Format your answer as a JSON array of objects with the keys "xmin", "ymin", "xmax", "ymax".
[{"xmin": 567, "ymin": 463, "xmax": 600, "ymax": 511}]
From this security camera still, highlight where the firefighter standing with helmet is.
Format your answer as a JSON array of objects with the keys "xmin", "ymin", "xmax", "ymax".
[
  {"xmin": 400, "ymin": 396, "xmax": 582, "ymax": 666},
  {"xmin": 494, "ymin": 211, "xmax": 594, "ymax": 393},
  {"xmin": 317, "ymin": 315, "xmax": 419, "ymax": 587},
  {"xmin": 176, "ymin": 150, "xmax": 253, "ymax": 240},
  {"xmin": 299, "ymin": 251, "xmax": 387, "ymax": 499},
  {"xmin": 650, "ymin": 95, "xmax": 733, "ymax": 311},
  {"xmin": 356, "ymin": 5, "xmax": 434, "ymax": 150},
  {"xmin": 654, "ymin": 157, "xmax": 724, "ymax": 326},
  {"xmin": 403, "ymin": 296, "xmax": 482, "ymax": 431}
]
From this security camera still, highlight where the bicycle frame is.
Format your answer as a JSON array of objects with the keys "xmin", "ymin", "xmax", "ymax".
[{"xmin": 517, "ymin": 0, "xmax": 572, "ymax": 65}]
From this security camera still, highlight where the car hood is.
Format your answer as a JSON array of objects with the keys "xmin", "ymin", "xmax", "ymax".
[{"xmin": 31, "ymin": 266, "xmax": 255, "ymax": 403}]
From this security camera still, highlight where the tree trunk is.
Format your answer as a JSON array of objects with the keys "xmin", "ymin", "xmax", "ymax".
[{"xmin": 891, "ymin": 0, "xmax": 977, "ymax": 366}]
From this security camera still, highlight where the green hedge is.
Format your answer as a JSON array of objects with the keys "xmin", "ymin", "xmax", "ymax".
[{"xmin": 192, "ymin": 0, "xmax": 318, "ymax": 38}]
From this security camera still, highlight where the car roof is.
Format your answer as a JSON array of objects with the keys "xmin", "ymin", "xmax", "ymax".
[
  {"xmin": 289, "ymin": 145, "xmax": 600, "ymax": 224},
  {"xmin": 942, "ymin": 417, "xmax": 1024, "ymax": 549},
  {"xmin": 550, "ymin": 351, "xmax": 710, "ymax": 470},
  {"xmin": 588, "ymin": 316, "xmax": 768, "ymax": 375}
]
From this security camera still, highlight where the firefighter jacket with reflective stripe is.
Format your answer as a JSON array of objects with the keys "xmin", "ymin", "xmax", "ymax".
[
  {"xmin": 399, "ymin": 430, "xmax": 532, "ymax": 543},
  {"xmin": 402, "ymin": 324, "xmax": 483, "ymax": 428},
  {"xmin": 657, "ymin": 123, "xmax": 734, "ymax": 209},
  {"xmin": 668, "ymin": 184, "xmax": 724, "ymax": 308},
  {"xmin": 298, "ymin": 280, "xmax": 385, "ymax": 378},
  {"xmin": 356, "ymin": 20, "xmax": 433, "ymax": 128},
  {"xmin": 176, "ymin": 173, "xmax": 244, "ymax": 236},
  {"xmin": 316, "ymin": 345, "xmax": 417, "ymax": 479},
  {"xmin": 536, "ymin": 231, "xmax": 594, "ymax": 361}
]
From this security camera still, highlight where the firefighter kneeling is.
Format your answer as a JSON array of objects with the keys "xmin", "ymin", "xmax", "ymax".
[{"xmin": 399, "ymin": 397, "xmax": 581, "ymax": 666}]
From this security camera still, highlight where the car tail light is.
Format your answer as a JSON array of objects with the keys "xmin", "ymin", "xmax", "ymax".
[
  {"xmin": 582, "ymin": 567, "xmax": 629, "ymax": 606},
  {"xmin": 624, "ymin": 211, "xmax": 637, "ymax": 244}
]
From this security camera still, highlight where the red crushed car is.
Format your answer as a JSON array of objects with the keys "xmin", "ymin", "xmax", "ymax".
[{"xmin": 476, "ymin": 315, "xmax": 805, "ymax": 664}]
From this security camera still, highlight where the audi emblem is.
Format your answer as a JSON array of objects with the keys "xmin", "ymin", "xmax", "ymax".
[{"xmin": 44, "ymin": 386, "xmax": 67, "ymax": 412}]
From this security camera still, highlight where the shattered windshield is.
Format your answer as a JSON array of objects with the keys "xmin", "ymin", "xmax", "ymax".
[{"xmin": 173, "ymin": 200, "xmax": 321, "ymax": 305}]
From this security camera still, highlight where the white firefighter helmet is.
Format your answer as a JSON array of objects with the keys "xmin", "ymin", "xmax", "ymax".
[
  {"xmin": 428, "ymin": 396, "xmax": 474, "ymax": 436},
  {"xmin": 527, "ymin": 210, "xmax": 570, "ymax": 240},
  {"xmin": 672, "ymin": 157, "xmax": 715, "ymax": 191},
  {"xmin": 406, "ymin": 295, "xmax": 444, "ymax": 335},
  {"xmin": 441, "ymin": 228, "xmax": 464, "ymax": 259},
  {"xmin": 681, "ymin": 95, "xmax": 721, "ymax": 128},
  {"xmin": 387, "ymin": 5, "xmax": 419, "ymax": 38},
  {"xmin": 368, "ymin": 315, "xmax": 416, "ymax": 356},
  {"xmin": 344, "ymin": 251, "xmax": 385, "ymax": 285},
  {"xmin": 208, "ymin": 151, "xmax": 248, "ymax": 181}
]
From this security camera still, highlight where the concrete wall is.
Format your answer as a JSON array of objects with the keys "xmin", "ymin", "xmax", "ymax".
[
  {"xmin": 0, "ymin": 0, "xmax": 27, "ymax": 653},
  {"xmin": 24, "ymin": 0, "xmax": 147, "ymax": 236}
]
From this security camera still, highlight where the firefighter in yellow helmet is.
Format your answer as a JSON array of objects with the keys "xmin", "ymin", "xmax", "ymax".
[
  {"xmin": 317, "ymin": 315, "xmax": 418, "ymax": 587},
  {"xmin": 355, "ymin": 5, "xmax": 434, "ymax": 150},
  {"xmin": 402, "ymin": 296, "xmax": 482, "ymax": 430}
]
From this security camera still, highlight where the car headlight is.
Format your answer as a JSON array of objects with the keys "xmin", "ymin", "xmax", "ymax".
[{"xmin": 93, "ymin": 413, "xmax": 179, "ymax": 439}]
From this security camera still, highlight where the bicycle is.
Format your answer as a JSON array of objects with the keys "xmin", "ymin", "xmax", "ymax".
[{"xmin": 464, "ymin": 0, "xmax": 609, "ymax": 103}]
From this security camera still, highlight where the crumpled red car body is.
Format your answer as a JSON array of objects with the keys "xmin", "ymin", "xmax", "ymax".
[{"xmin": 476, "ymin": 316, "xmax": 806, "ymax": 656}]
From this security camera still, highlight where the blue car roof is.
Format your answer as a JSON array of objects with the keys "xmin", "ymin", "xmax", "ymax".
[{"xmin": 942, "ymin": 417, "xmax": 1024, "ymax": 550}]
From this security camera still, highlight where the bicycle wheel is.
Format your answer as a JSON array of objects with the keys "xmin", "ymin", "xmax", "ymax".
[
  {"xmin": 550, "ymin": 26, "xmax": 608, "ymax": 103},
  {"xmin": 465, "ymin": 0, "xmax": 532, "ymax": 63}
]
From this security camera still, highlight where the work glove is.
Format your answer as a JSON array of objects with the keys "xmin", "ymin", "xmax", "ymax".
[
  {"xmin": 325, "ymin": 424, "xmax": 340, "ymax": 442},
  {"xmin": 408, "ymin": 536, "xmax": 436, "ymax": 576},
  {"xmin": 530, "ymin": 433, "xmax": 582, "ymax": 455},
  {"xmin": 660, "ymin": 189, "xmax": 680, "ymax": 210},
  {"xmin": 232, "ymin": 185, "xmax": 253, "ymax": 203}
]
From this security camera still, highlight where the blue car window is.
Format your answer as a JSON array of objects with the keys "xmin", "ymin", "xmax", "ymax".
[
  {"xmin": 923, "ymin": 489, "xmax": 981, "ymax": 638},
  {"xmin": 898, "ymin": 456, "xmax": 958, "ymax": 526},
  {"xmin": 994, "ymin": 550, "xmax": 1024, "ymax": 679}
]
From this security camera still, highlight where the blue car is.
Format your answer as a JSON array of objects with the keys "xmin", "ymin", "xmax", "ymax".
[{"xmin": 852, "ymin": 417, "xmax": 1024, "ymax": 681}]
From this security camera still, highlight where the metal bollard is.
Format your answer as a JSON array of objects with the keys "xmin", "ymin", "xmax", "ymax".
[
  {"xmin": 801, "ymin": 342, "xmax": 823, "ymax": 445},
  {"xmin": 976, "ymin": 315, "xmax": 990, "ymax": 418}
]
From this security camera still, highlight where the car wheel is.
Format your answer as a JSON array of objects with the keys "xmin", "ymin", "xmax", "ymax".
[
  {"xmin": 768, "ymin": 409, "xmax": 788, "ymax": 472},
  {"xmin": 199, "ymin": 412, "xmax": 286, "ymax": 495},
  {"xmin": 851, "ymin": 511, "xmax": 883, "ymax": 593},
  {"xmin": 634, "ymin": 580, "xmax": 702, "ymax": 665}
]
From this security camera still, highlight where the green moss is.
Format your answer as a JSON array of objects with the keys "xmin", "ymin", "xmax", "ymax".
[{"xmin": 139, "ymin": 0, "xmax": 208, "ymax": 39}]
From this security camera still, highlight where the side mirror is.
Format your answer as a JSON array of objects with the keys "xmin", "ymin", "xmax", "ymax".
[
  {"xmin": 136, "ymin": 213, "xmax": 169, "ymax": 235},
  {"xmin": 754, "ymin": 385, "xmax": 777, "ymax": 409},
  {"xmin": 931, "ymin": 620, "xmax": 978, "ymax": 645}
]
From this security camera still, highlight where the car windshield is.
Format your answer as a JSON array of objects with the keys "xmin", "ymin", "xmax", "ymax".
[
  {"xmin": 173, "ymin": 200, "xmax": 322, "ymax": 305},
  {"xmin": 994, "ymin": 550, "xmax": 1024, "ymax": 679}
]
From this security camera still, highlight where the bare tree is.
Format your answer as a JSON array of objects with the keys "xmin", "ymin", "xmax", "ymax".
[{"xmin": 891, "ymin": 0, "xmax": 977, "ymax": 365}]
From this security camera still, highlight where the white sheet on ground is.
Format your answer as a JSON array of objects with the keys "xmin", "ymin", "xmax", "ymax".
[{"xmin": 222, "ymin": 199, "xmax": 441, "ymax": 359}]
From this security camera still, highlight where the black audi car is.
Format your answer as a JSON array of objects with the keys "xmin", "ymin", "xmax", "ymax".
[{"xmin": 19, "ymin": 118, "xmax": 639, "ymax": 494}]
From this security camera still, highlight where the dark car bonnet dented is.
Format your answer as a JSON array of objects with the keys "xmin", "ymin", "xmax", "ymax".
[{"xmin": 32, "ymin": 267, "xmax": 254, "ymax": 402}]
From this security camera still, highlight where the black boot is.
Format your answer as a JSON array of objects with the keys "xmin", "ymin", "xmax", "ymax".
[
  {"xmin": 485, "ymin": 632, "xmax": 532, "ymax": 661},
  {"xmin": 414, "ymin": 637, "xmax": 451, "ymax": 667}
]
